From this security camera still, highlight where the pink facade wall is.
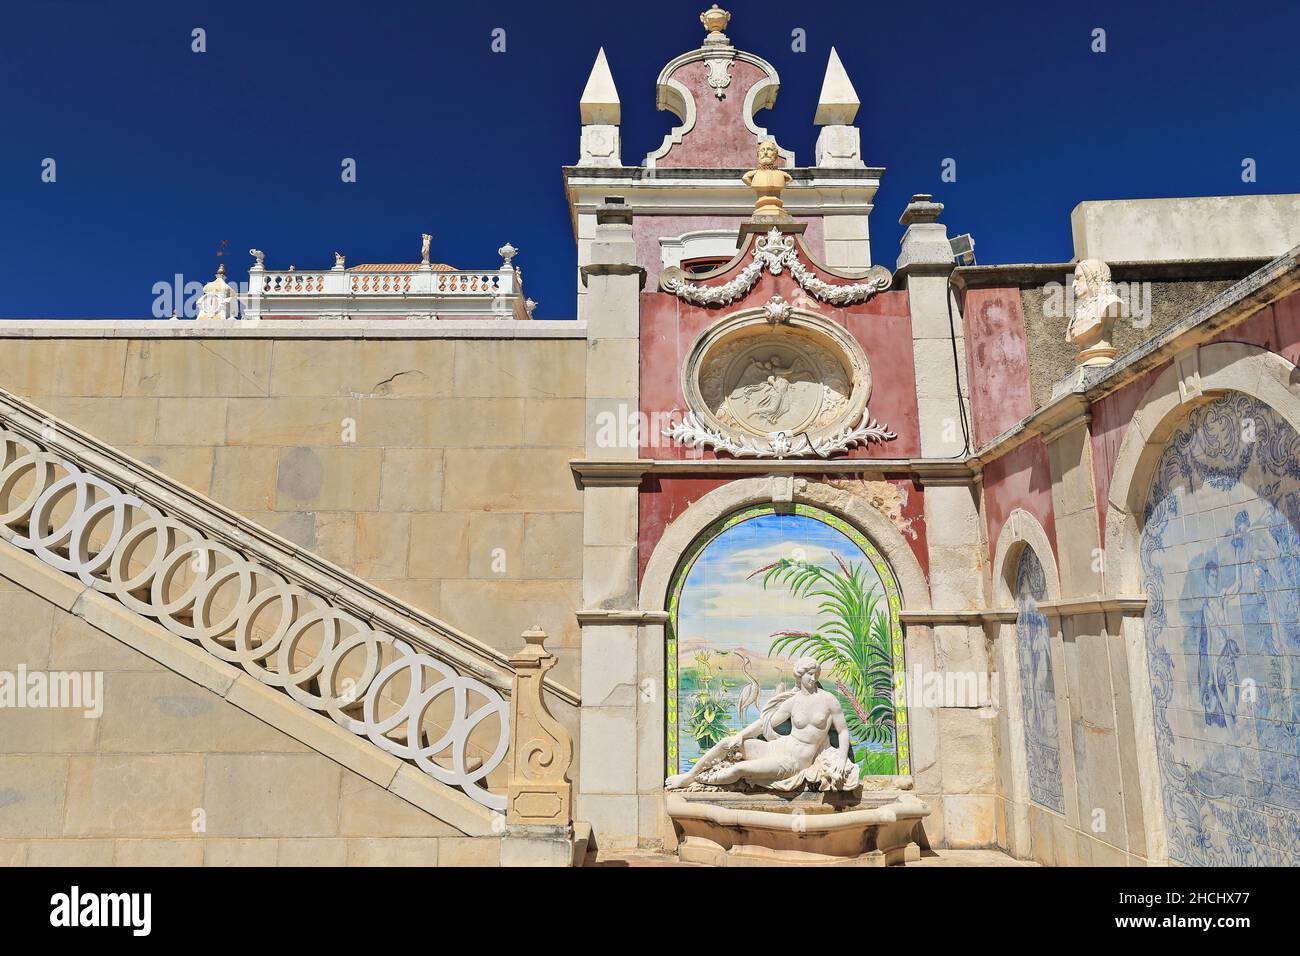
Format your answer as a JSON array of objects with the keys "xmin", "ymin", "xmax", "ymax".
[
  {"xmin": 639, "ymin": 276, "xmax": 919, "ymax": 461},
  {"xmin": 636, "ymin": 236, "xmax": 929, "ymax": 594},
  {"xmin": 637, "ymin": 474, "xmax": 929, "ymax": 596},
  {"xmin": 652, "ymin": 60, "xmax": 782, "ymax": 169},
  {"xmin": 1088, "ymin": 363, "xmax": 1163, "ymax": 549},
  {"xmin": 981, "ymin": 437, "xmax": 1056, "ymax": 567},
  {"xmin": 962, "ymin": 287, "xmax": 1034, "ymax": 448}
]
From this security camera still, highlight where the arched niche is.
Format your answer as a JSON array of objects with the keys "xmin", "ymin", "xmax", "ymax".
[
  {"xmin": 1103, "ymin": 341, "xmax": 1300, "ymax": 866},
  {"xmin": 662, "ymin": 502, "xmax": 911, "ymax": 780}
]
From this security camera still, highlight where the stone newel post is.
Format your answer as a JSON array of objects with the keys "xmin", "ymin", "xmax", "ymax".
[
  {"xmin": 506, "ymin": 626, "xmax": 573, "ymax": 826},
  {"xmin": 501, "ymin": 626, "xmax": 577, "ymax": 866}
]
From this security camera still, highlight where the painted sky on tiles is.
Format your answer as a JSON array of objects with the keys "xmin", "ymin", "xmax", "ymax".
[{"xmin": 678, "ymin": 512, "xmax": 878, "ymax": 650}]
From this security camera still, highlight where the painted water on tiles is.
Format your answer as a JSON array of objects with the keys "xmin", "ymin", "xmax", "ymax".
[
  {"xmin": 1014, "ymin": 547, "xmax": 1065, "ymax": 814},
  {"xmin": 1141, "ymin": 393, "xmax": 1300, "ymax": 866},
  {"xmin": 667, "ymin": 505, "xmax": 909, "ymax": 779}
]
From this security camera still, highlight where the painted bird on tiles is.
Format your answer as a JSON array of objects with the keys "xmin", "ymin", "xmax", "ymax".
[{"xmin": 735, "ymin": 649, "xmax": 762, "ymax": 722}]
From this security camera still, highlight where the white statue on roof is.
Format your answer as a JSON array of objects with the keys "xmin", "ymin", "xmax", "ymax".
[{"xmin": 196, "ymin": 265, "xmax": 238, "ymax": 321}]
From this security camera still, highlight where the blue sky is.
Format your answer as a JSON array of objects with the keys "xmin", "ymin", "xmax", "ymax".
[{"xmin": 1, "ymin": 0, "xmax": 1295, "ymax": 318}]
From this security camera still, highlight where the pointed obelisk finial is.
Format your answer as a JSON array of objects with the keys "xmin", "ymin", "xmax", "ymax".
[
  {"xmin": 579, "ymin": 48, "xmax": 620, "ymax": 126},
  {"xmin": 814, "ymin": 47, "xmax": 860, "ymax": 126}
]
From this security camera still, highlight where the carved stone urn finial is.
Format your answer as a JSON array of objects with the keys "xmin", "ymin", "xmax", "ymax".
[
  {"xmin": 498, "ymin": 242, "xmax": 518, "ymax": 268},
  {"xmin": 742, "ymin": 140, "xmax": 793, "ymax": 221},
  {"xmin": 1067, "ymin": 258, "xmax": 1124, "ymax": 367},
  {"xmin": 700, "ymin": 4, "xmax": 731, "ymax": 45}
]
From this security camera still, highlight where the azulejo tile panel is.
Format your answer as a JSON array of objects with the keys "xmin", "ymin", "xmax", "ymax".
[
  {"xmin": 1014, "ymin": 547, "xmax": 1065, "ymax": 814},
  {"xmin": 666, "ymin": 504, "xmax": 908, "ymax": 779},
  {"xmin": 1141, "ymin": 393, "xmax": 1300, "ymax": 866}
]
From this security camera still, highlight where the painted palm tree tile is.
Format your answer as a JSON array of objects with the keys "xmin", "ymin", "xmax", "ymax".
[{"xmin": 666, "ymin": 505, "xmax": 909, "ymax": 778}]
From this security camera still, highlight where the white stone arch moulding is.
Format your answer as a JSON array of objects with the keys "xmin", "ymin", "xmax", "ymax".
[
  {"xmin": 634, "ymin": 475, "xmax": 928, "ymax": 835},
  {"xmin": 991, "ymin": 509, "xmax": 1062, "ymax": 608},
  {"xmin": 1103, "ymin": 341, "xmax": 1300, "ymax": 596},
  {"xmin": 639, "ymin": 474, "xmax": 930, "ymax": 616},
  {"xmin": 1100, "ymin": 339, "xmax": 1300, "ymax": 864},
  {"xmin": 988, "ymin": 507, "xmax": 1066, "ymax": 851}
]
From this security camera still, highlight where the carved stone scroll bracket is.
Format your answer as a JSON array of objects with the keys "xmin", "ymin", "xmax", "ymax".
[{"xmin": 506, "ymin": 626, "xmax": 574, "ymax": 829}]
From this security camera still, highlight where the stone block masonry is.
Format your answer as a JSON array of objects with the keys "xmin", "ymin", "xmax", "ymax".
[{"xmin": 0, "ymin": 326, "xmax": 587, "ymax": 689}]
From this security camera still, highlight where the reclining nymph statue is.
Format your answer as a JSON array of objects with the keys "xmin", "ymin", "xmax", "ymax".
[{"xmin": 665, "ymin": 656, "xmax": 862, "ymax": 792}]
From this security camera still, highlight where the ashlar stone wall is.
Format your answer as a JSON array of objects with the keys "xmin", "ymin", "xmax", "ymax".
[
  {"xmin": 0, "ymin": 570, "xmax": 499, "ymax": 866},
  {"xmin": 0, "ymin": 330, "xmax": 586, "ymax": 687}
]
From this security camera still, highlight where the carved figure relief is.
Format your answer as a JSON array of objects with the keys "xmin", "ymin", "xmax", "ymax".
[{"xmin": 669, "ymin": 306, "xmax": 896, "ymax": 459}]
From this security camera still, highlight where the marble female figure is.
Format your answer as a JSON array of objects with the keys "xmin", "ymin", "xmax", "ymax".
[{"xmin": 665, "ymin": 657, "xmax": 861, "ymax": 792}]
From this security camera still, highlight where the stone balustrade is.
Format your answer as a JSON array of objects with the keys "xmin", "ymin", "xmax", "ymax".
[
  {"xmin": 0, "ymin": 388, "xmax": 526, "ymax": 812},
  {"xmin": 247, "ymin": 265, "xmax": 530, "ymax": 320}
]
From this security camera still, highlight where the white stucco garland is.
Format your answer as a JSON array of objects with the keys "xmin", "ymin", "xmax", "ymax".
[{"xmin": 662, "ymin": 228, "xmax": 892, "ymax": 308}]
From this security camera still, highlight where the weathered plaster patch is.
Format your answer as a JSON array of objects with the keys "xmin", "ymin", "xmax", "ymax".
[{"xmin": 827, "ymin": 477, "xmax": 918, "ymax": 540}]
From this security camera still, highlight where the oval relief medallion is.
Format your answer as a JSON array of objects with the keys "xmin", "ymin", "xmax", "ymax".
[{"xmin": 670, "ymin": 304, "xmax": 895, "ymax": 459}]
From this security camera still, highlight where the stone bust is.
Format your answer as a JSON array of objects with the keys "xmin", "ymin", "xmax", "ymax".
[
  {"xmin": 742, "ymin": 140, "xmax": 791, "ymax": 221},
  {"xmin": 665, "ymin": 656, "xmax": 861, "ymax": 792},
  {"xmin": 1067, "ymin": 258, "xmax": 1124, "ymax": 367}
]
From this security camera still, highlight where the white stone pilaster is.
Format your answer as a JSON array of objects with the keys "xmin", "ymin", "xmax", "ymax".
[
  {"xmin": 575, "ymin": 199, "xmax": 646, "ymax": 848},
  {"xmin": 898, "ymin": 195, "xmax": 966, "ymax": 459}
]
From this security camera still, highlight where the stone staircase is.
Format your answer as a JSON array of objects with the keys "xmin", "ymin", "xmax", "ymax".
[{"xmin": 0, "ymin": 386, "xmax": 580, "ymax": 859}]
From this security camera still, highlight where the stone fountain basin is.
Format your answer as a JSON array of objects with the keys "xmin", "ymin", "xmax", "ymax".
[{"xmin": 666, "ymin": 785, "xmax": 930, "ymax": 867}]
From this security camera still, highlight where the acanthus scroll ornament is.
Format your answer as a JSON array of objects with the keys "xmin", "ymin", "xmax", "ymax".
[
  {"xmin": 762, "ymin": 294, "xmax": 792, "ymax": 325},
  {"xmin": 665, "ymin": 408, "xmax": 896, "ymax": 460},
  {"xmin": 663, "ymin": 228, "xmax": 892, "ymax": 308}
]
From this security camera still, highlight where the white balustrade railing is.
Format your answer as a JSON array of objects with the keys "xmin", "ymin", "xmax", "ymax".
[
  {"xmin": 0, "ymin": 399, "xmax": 514, "ymax": 811},
  {"xmin": 261, "ymin": 273, "xmax": 328, "ymax": 295},
  {"xmin": 259, "ymin": 268, "xmax": 517, "ymax": 298}
]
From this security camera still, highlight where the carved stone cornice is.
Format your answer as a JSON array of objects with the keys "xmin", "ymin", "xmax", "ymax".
[
  {"xmin": 577, "ymin": 609, "xmax": 671, "ymax": 626},
  {"xmin": 898, "ymin": 595, "xmax": 1146, "ymax": 627},
  {"xmin": 569, "ymin": 459, "xmax": 654, "ymax": 488},
  {"xmin": 579, "ymin": 262, "xmax": 647, "ymax": 288},
  {"xmin": 1036, "ymin": 595, "xmax": 1148, "ymax": 618},
  {"xmin": 569, "ymin": 457, "xmax": 981, "ymax": 485}
]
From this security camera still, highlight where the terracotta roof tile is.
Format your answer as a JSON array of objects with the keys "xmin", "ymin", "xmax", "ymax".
[{"xmin": 347, "ymin": 262, "xmax": 458, "ymax": 272}]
